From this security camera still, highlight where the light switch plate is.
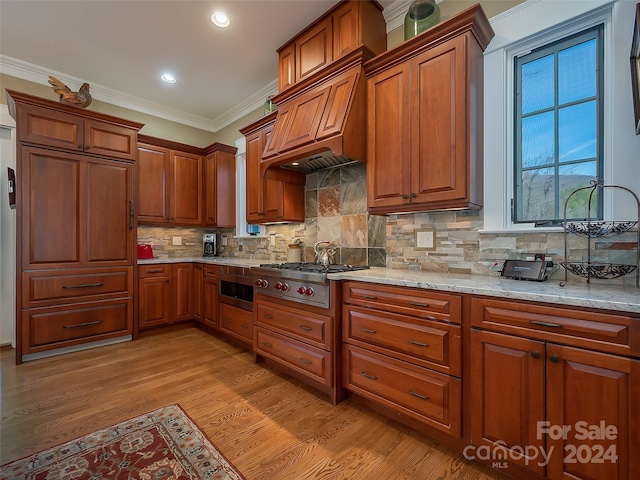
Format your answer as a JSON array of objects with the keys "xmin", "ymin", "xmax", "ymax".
[
  {"xmin": 172, "ymin": 236, "xmax": 182, "ymax": 246},
  {"xmin": 415, "ymin": 229, "xmax": 435, "ymax": 251}
]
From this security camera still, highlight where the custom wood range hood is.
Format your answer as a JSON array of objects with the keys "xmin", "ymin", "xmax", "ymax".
[{"xmin": 259, "ymin": 47, "xmax": 374, "ymax": 177}]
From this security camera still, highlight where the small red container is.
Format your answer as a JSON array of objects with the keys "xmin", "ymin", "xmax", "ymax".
[{"xmin": 137, "ymin": 244, "xmax": 154, "ymax": 259}]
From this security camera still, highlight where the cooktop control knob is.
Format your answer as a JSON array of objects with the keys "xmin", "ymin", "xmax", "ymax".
[
  {"xmin": 274, "ymin": 282, "xmax": 289, "ymax": 291},
  {"xmin": 296, "ymin": 286, "xmax": 314, "ymax": 296},
  {"xmin": 255, "ymin": 278, "xmax": 268, "ymax": 288}
]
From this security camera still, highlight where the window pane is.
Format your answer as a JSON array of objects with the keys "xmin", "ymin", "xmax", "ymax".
[
  {"xmin": 520, "ymin": 167, "xmax": 555, "ymax": 221},
  {"xmin": 559, "ymin": 101, "xmax": 596, "ymax": 162},
  {"xmin": 559, "ymin": 39, "xmax": 596, "ymax": 104},
  {"xmin": 522, "ymin": 111, "xmax": 555, "ymax": 168},
  {"xmin": 522, "ymin": 54, "xmax": 555, "ymax": 114},
  {"xmin": 559, "ymin": 162, "xmax": 598, "ymax": 219}
]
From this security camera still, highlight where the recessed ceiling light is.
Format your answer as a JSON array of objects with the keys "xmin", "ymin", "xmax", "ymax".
[
  {"xmin": 161, "ymin": 73, "xmax": 177, "ymax": 84},
  {"xmin": 211, "ymin": 11, "xmax": 230, "ymax": 28}
]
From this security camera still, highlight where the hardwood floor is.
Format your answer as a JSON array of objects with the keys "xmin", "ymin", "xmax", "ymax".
[{"xmin": 1, "ymin": 326, "xmax": 509, "ymax": 479}]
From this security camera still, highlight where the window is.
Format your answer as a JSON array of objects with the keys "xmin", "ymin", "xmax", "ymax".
[{"xmin": 513, "ymin": 25, "xmax": 604, "ymax": 224}]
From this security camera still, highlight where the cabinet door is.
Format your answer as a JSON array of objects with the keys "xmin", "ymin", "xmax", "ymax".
[
  {"xmin": 86, "ymin": 159, "xmax": 133, "ymax": 265},
  {"xmin": 316, "ymin": 70, "xmax": 358, "ymax": 141},
  {"xmin": 411, "ymin": 35, "xmax": 468, "ymax": 206},
  {"xmin": 170, "ymin": 151, "xmax": 202, "ymax": 224},
  {"xmin": 366, "ymin": 62, "xmax": 412, "ymax": 210},
  {"xmin": 138, "ymin": 276, "xmax": 171, "ymax": 329},
  {"xmin": 172, "ymin": 263, "xmax": 193, "ymax": 322},
  {"xmin": 204, "ymin": 150, "xmax": 236, "ymax": 227},
  {"xmin": 278, "ymin": 43, "xmax": 296, "ymax": 92},
  {"xmin": 17, "ymin": 105, "xmax": 84, "ymax": 152},
  {"xmin": 193, "ymin": 264, "xmax": 203, "ymax": 322},
  {"xmin": 264, "ymin": 179, "xmax": 305, "ymax": 223},
  {"xmin": 83, "ymin": 120, "xmax": 137, "ymax": 161},
  {"xmin": 546, "ymin": 345, "xmax": 637, "ymax": 480},
  {"xmin": 203, "ymin": 277, "xmax": 218, "ymax": 329},
  {"xmin": 21, "ymin": 146, "xmax": 83, "ymax": 268},
  {"xmin": 470, "ymin": 329, "xmax": 546, "ymax": 475},
  {"xmin": 296, "ymin": 17, "xmax": 333, "ymax": 83},
  {"xmin": 137, "ymin": 143, "xmax": 170, "ymax": 224},
  {"xmin": 332, "ymin": 1, "xmax": 359, "ymax": 59},
  {"xmin": 246, "ymin": 123, "xmax": 273, "ymax": 223}
]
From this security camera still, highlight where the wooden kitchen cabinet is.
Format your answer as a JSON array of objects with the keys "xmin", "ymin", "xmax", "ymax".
[
  {"xmin": 342, "ymin": 281, "xmax": 463, "ymax": 438},
  {"xmin": 277, "ymin": 0, "xmax": 385, "ymax": 92},
  {"xmin": 470, "ymin": 297, "xmax": 640, "ymax": 480},
  {"xmin": 365, "ymin": 5, "xmax": 494, "ymax": 214},
  {"xmin": 240, "ymin": 113, "xmax": 305, "ymax": 224},
  {"xmin": 219, "ymin": 303, "xmax": 253, "ymax": 346},
  {"xmin": 7, "ymin": 90, "xmax": 141, "ymax": 363},
  {"xmin": 172, "ymin": 263, "xmax": 193, "ymax": 322},
  {"xmin": 203, "ymin": 143, "xmax": 237, "ymax": 227},
  {"xmin": 137, "ymin": 263, "xmax": 194, "ymax": 329},
  {"xmin": 137, "ymin": 135, "xmax": 202, "ymax": 226},
  {"xmin": 193, "ymin": 264, "xmax": 203, "ymax": 322},
  {"xmin": 202, "ymin": 265, "xmax": 219, "ymax": 329}
]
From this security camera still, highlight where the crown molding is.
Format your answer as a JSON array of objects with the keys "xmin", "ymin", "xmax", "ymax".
[{"xmin": 0, "ymin": 55, "xmax": 275, "ymax": 133}]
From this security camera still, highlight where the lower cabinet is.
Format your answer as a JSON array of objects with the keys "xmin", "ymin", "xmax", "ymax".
[
  {"xmin": 193, "ymin": 264, "xmax": 203, "ymax": 322},
  {"xmin": 470, "ymin": 297, "xmax": 640, "ymax": 480},
  {"xmin": 202, "ymin": 265, "xmax": 218, "ymax": 329},
  {"xmin": 138, "ymin": 263, "xmax": 193, "ymax": 329},
  {"xmin": 341, "ymin": 281, "xmax": 463, "ymax": 438},
  {"xmin": 219, "ymin": 303, "xmax": 253, "ymax": 346}
]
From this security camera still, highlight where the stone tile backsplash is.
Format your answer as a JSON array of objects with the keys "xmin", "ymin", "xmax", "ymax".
[{"xmin": 138, "ymin": 163, "xmax": 638, "ymax": 287}]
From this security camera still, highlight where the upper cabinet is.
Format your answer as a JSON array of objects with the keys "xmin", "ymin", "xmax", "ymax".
[
  {"xmin": 277, "ymin": 0, "xmax": 386, "ymax": 93},
  {"xmin": 365, "ymin": 5, "xmax": 495, "ymax": 215},
  {"xmin": 203, "ymin": 143, "xmax": 237, "ymax": 228},
  {"xmin": 240, "ymin": 113, "xmax": 305, "ymax": 224}
]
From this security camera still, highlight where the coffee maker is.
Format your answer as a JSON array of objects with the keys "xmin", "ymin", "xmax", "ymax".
[{"xmin": 203, "ymin": 233, "xmax": 217, "ymax": 257}]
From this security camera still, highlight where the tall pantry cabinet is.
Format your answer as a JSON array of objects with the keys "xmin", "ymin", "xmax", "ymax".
[{"xmin": 6, "ymin": 90, "xmax": 142, "ymax": 364}]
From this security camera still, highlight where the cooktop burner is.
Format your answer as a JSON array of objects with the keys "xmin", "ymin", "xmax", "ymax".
[{"xmin": 259, "ymin": 262, "xmax": 370, "ymax": 274}]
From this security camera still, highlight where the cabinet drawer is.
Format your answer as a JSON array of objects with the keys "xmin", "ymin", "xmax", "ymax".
[
  {"xmin": 203, "ymin": 265, "xmax": 218, "ymax": 277},
  {"xmin": 219, "ymin": 304, "xmax": 253, "ymax": 342},
  {"xmin": 471, "ymin": 297, "xmax": 640, "ymax": 357},
  {"xmin": 343, "ymin": 305, "xmax": 461, "ymax": 376},
  {"xmin": 23, "ymin": 299, "xmax": 132, "ymax": 350},
  {"xmin": 139, "ymin": 264, "xmax": 171, "ymax": 277},
  {"xmin": 344, "ymin": 345, "xmax": 461, "ymax": 437},
  {"xmin": 255, "ymin": 327, "xmax": 331, "ymax": 385},
  {"xmin": 23, "ymin": 268, "xmax": 132, "ymax": 307},
  {"xmin": 255, "ymin": 299, "xmax": 331, "ymax": 350},
  {"xmin": 342, "ymin": 282, "xmax": 461, "ymax": 324}
]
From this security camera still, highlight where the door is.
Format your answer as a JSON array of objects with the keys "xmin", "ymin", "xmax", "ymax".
[
  {"xmin": 137, "ymin": 143, "xmax": 170, "ymax": 224},
  {"xmin": 411, "ymin": 35, "xmax": 468, "ymax": 205},
  {"xmin": 366, "ymin": 62, "xmax": 411, "ymax": 210},
  {"xmin": 546, "ymin": 344, "xmax": 636, "ymax": 480},
  {"xmin": 86, "ymin": 159, "xmax": 133, "ymax": 265},
  {"xmin": 332, "ymin": 1, "xmax": 359, "ymax": 59},
  {"xmin": 170, "ymin": 150, "xmax": 202, "ymax": 224},
  {"xmin": 470, "ymin": 329, "xmax": 546, "ymax": 475},
  {"xmin": 21, "ymin": 146, "xmax": 82, "ymax": 268},
  {"xmin": 203, "ymin": 276, "xmax": 218, "ymax": 329},
  {"xmin": 278, "ymin": 43, "xmax": 296, "ymax": 92},
  {"xmin": 296, "ymin": 17, "xmax": 333, "ymax": 82},
  {"xmin": 83, "ymin": 120, "xmax": 137, "ymax": 161},
  {"xmin": 172, "ymin": 263, "xmax": 193, "ymax": 322},
  {"xmin": 138, "ymin": 276, "xmax": 170, "ymax": 329},
  {"xmin": 193, "ymin": 264, "xmax": 203, "ymax": 322}
]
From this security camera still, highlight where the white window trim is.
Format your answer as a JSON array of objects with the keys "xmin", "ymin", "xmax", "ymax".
[
  {"xmin": 233, "ymin": 137, "xmax": 266, "ymax": 238},
  {"xmin": 481, "ymin": 0, "xmax": 639, "ymax": 234}
]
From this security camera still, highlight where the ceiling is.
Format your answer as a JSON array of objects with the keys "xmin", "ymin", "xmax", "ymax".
[{"xmin": 0, "ymin": 0, "xmax": 406, "ymax": 133}]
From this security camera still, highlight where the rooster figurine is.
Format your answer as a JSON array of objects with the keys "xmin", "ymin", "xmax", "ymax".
[{"xmin": 48, "ymin": 75, "xmax": 92, "ymax": 108}]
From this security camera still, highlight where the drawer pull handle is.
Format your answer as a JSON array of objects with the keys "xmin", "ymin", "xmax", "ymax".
[
  {"xmin": 263, "ymin": 314, "xmax": 273, "ymax": 319},
  {"xmin": 299, "ymin": 325, "xmax": 312, "ymax": 331},
  {"xmin": 361, "ymin": 294, "xmax": 377, "ymax": 300},
  {"xmin": 62, "ymin": 282, "xmax": 104, "ymax": 289},
  {"xmin": 408, "ymin": 339, "xmax": 430, "ymax": 347},
  {"xmin": 360, "ymin": 371, "xmax": 377, "ymax": 380},
  {"xmin": 360, "ymin": 327, "xmax": 376, "ymax": 334},
  {"xmin": 146, "ymin": 269, "xmax": 164, "ymax": 274},
  {"xmin": 241, "ymin": 324, "xmax": 249, "ymax": 329},
  {"xmin": 530, "ymin": 320, "xmax": 564, "ymax": 328},
  {"xmin": 224, "ymin": 318, "xmax": 232, "ymax": 323},
  {"xmin": 299, "ymin": 358, "xmax": 312, "ymax": 365},
  {"xmin": 409, "ymin": 301, "xmax": 429, "ymax": 307},
  {"xmin": 63, "ymin": 320, "xmax": 103, "ymax": 329},
  {"xmin": 262, "ymin": 341, "xmax": 273, "ymax": 348},
  {"xmin": 409, "ymin": 390, "xmax": 430, "ymax": 400}
]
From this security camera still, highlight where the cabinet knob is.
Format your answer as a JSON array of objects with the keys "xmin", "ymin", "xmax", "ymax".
[
  {"xmin": 77, "ymin": 144, "xmax": 83, "ymax": 149},
  {"xmin": 531, "ymin": 351, "xmax": 541, "ymax": 359},
  {"xmin": 549, "ymin": 354, "xmax": 560, "ymax": 363},
  {"xmin": 402, "ymin": 194, "xmax": 408, "ymax": 199},
  {"xmin": 410, "ymin": 192, "xmax": 417, "ymax": 198}
]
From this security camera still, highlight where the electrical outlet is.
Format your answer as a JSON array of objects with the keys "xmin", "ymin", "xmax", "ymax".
[
  {"xmin": 221, "ymin": 235, "xmax": 228, "ymax": 246},
  {"xmin": 269, "ymin": 234, "xmax": 276, "ymax": 247},
  {"xmin": 172, "ymin": 236, "xmax": 182, "ymax": 246},
  {"xmin": 416, "ymin": 230, "xmax": 434, "ymax": 249},
  {"xmin": 238, "ymin": 244, "xmax": 243, "ymax": 252}
]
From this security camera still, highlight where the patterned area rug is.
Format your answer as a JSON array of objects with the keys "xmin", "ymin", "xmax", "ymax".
[{"xmin": 1, "ymin": 404, "xmax": 245, "ymax": 480}]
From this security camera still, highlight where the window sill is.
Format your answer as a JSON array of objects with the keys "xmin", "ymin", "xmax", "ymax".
[{"xmin": 479, "ymin": 226, "xmax": 565, "ymax": 235}]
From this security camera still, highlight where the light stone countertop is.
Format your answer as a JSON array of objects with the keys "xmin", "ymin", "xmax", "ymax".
[
  {"xmin": 137, "ymin": 258, "xmax": 640, "ymax": 314},
  {"xmin": 328, "ymin": 267, "xmax": 640, "ymax": 314}
]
